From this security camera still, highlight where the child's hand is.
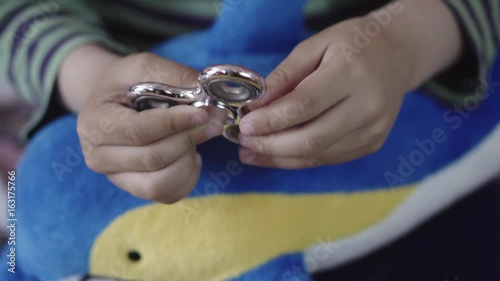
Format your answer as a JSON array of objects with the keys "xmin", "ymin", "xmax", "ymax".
[
  {"xmin": 73, "ymin": 51, "xmax": 223, "ymax": 203},
  {"xmin": 238, "ymin": 1, "xmax": 462, "ymax": 168},
  {"xmin": 237, "ymin": 19, "xmax": 408, "ymax": 168}
]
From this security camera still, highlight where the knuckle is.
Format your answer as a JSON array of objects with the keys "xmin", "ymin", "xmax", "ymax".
[
  {"xmin": 125, "ymin": 125, "xmax": 149, "ymax": 146},
  {"xmin": 304, "ymin": 153, "xmax": 323, "ymax": 168},
  {"xmin": 290, "ymin": 41, "xmax": 309, "ymax": 58},
  {"xmin": 84, "ymin": 153, "xmax": 109, "ymax": 173},
  {"xmin": 164, "ymin": 117, "xmax": 181, "ymax": 135},
  {"xmin": 268, "ymin": 66, "xmax": 292, "ymax": 88},
  {"xmin": 363, "ymin": 99, "xmax": 384, "ymax": 121},
  {"xmin": 349, "ymin": 59, "xmax": 371, "ymax": 79},
  {"xmin": 140, "ymin": 178, "xmax": 166, "ymax": 201},
  {"xmin": 372, "ymin": 98, "xmax": 385, "ymax": 114},
  {"xmin": 131, "ymin": 52, "xmax": 156, "ymax": 66},
  {"xmin": 299, "ymin": 135, "xmax": 323, "ymax": 157},
  {"xmin": 252, "ymin": 138, "xmax": 270, "ymax": 155},
  {"xmin": 159, "ymin": 194, "xmax": 183, "ymax": 205},
  {"xmin": 76, "ymin": 128, "xmax": 85, "ymax": 140},
  {"xmin": 328, "ymin": 50, "xmax": 351, "ymax": 72},
  {"xmin": 130, "ymin": 52, "xmax": 158, "ymax": 80},
  {"xmin": 182, "ymin": 134, "xmax": 197, "ymax": 152},
  {"xmin": 76, "ymin": 130, "xmax": 90, "ymax": 145},
  {"xmin": 76, "ymin": 120, "xmax": 91, "ymax": 141},
  {"xmin": 84, "ymin": 155, "xmax": 101, "ymax": 172},
  {"xmin": 364, "ymin": 141, "xmax": 384, "ymax": 155},
  {"xmin": 266, "ymin": 111, "xmax": 286, "ymax": 131},
  {"xmin": 177, "ymin": 67, "xmax": 198, "ymax": 86},
  {"xmin": 367, "ymin": 123, "xmax": 386, "ymax": 141},
  {"xmin": 140, "ymin": 151, "xmax": 166, "ymax": 171},
  {"xmin": 76, "ymin": 118, "xmax": 85, "ymax": 136},
  {"xmin": 294, "ymin": 95, "xmax": 315, "ymax": 116}
]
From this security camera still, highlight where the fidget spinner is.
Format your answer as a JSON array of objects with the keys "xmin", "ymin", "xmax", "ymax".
[{"xmin": 128, "ymin": 65, "xmax": 265, "ymax": 143}]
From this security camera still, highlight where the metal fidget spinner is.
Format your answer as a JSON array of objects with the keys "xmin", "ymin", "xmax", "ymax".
[{"xmin": 128, "ymin": 64, "xmax": 266, "ymax": 143}]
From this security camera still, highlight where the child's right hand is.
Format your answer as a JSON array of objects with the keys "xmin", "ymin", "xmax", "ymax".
[{"xmin": 61, "ymin": 46, "xmax": 224, "ymax": 203}]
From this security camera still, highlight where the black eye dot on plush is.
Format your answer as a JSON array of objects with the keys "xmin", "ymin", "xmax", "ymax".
[{"xmin": 127, "ymin": 250, "xmax": 141, "ymax": 262}]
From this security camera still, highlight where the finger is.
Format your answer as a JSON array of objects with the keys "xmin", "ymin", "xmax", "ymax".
[
  {"xmin": 108, "ymin": 152, "xmax": 201, "ymax": 204},
  {"xmin": 78, "ymin": 104, "xmax": 212, "ymax": 147},
  {"xmin": 239, "ymin": 125, "xmax": 384, "ymax": 169},
  {"xmin": 240, "ymin": 68, "xmax": 349, "ymax": 136},
  {"xmin": 238, "ymin": 96, "xmax": 369, "ymax": 157},
  {"xmin": 86, "ymin": 119, "xmax": 223, "ymax": 173},
  {"xmin": 248, "ymin": 38, "xmax": 327, "ymax": 110}
]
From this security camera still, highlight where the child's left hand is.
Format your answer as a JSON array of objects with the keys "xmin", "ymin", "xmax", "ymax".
[
  {"xmin": 237, "ymin": 18, "xmax": 411, "ymax": 168},
  {"xmin": 237, "ymin": 0, "xmax": 462, "ymax": 168}
]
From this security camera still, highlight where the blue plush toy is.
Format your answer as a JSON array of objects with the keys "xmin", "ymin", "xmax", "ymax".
[{"xmin": 2, "ymin": 0, "xmax": 500, "ymax": 280}]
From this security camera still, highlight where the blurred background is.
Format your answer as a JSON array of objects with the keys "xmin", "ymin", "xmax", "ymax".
[{"xmin": 0, "ymin": 79, "xmax": 34, "ymax": 245}]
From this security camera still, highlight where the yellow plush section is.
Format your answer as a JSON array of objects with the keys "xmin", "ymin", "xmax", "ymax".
[{"xmin": 90, "ymin": 187, "xmax": 415, "ymax": 281}]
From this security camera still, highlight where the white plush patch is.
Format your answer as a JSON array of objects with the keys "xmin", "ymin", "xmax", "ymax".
[{"xmin": 307, "ymin": 123, "xmax": 500, "ymax": 273}]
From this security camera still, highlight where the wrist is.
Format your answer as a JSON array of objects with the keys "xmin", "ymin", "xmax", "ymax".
[
  {"xmin": 368, "ymin": 0, "xmax": 462, "ymax": 91},
  {"xmin": 58, "ymin": 44, "xmax": 122, "ymax": 113}
]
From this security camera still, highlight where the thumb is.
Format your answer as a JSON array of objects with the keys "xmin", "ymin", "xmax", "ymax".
[{"xmin": 247, "ymin": 41, "xmax": 324, "ymax": 111}]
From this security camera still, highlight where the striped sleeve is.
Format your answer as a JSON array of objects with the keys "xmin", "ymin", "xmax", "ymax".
[
  {"xmin": 425, "ymin": 0, "xmax": 500, "ymax": 103},
  {"xmin": 0, "ymin": 1, "xmax": 131, "ymax": 139}
]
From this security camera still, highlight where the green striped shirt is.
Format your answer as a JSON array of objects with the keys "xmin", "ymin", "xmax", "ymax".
[{"xmin": 0, "ymin": 0, "xmax": 499, "ymax": 139}]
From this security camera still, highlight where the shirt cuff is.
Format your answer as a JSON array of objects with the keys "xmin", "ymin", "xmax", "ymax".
[{"xmin": 423, "ymin": 0, "xmax": 499, "ymax": 104}]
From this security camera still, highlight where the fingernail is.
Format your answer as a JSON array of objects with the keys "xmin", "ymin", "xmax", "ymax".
[
  {"xmin": 238, "ymin": 135, "xmax": 251, "ymax": 147},
  {"xmin": 239, "ymin": 122, "xmax": 256, "ymax": 135},
  {"xmin": 205, "ymin": 122, "xmax": 223, "ymax": 139},
  {"xmin": 195, "ymin": 153, "xmax": 202, "ymax": 167},
  {"xmin": 192, "ymin": 113, "xmax": 208, "ymax": 126}
]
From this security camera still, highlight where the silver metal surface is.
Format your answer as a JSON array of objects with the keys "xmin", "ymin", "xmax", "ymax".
[
  {"xmin": 127, "ymin": 64, "xmax": 265, "ymax": 143},
  {"xmin": 128, "ymin": 82, "xmax": 200, "ymax": 110},
  {"xmin": 199, "ymin": 65, "xmax": 264, "ymax": 106},
  {"xmin": 190, "ymin": 99, "xmax": 238, "ymax": 123}
]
